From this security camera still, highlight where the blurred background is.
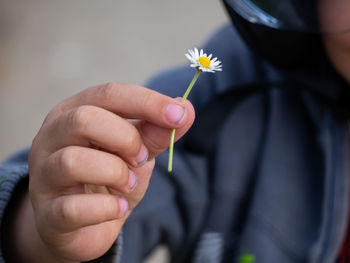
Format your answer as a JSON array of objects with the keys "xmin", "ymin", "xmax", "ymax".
[{"xmin": 0, "ymin": 0, "xmax": 227, "ymax": 261}]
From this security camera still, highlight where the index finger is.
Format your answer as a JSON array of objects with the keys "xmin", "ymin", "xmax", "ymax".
[{"xmin": 49, "ymin": 83, "xmax": 188, "ymax": 129}]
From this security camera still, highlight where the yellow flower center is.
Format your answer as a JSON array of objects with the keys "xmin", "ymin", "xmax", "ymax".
[{"xmin": 198, "ymin": 56, "xmax": 211, "ymax": 69}]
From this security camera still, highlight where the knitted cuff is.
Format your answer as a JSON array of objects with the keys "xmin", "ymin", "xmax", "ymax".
[{"xmin": 0, "ymin": 163, "xmax": 29, "ymax": 262}]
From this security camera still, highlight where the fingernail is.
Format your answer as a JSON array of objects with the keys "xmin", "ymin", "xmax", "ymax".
[
  {"xmin": 118, "ymin": 198, "xmax": 129, "ymax": 217},
  {"xmin": 127, "ymin": 170, "xmax": 137, "ymax": 191},
  {"xmin": 165, "ymin": 104, "xmax": 185, "ymax": 124},
  {"xmin": 135, "ymin": 144, "xmax": 148, "ymax": 166}
]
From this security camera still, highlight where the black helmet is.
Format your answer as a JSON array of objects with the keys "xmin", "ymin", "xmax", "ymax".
[
  {"xmin": 222, "ymin": 0, "xmax": 348, "ymax": 68},
  {"xmin": 223, "ymin": 0, "xmax": 350, "ymax": 33}
]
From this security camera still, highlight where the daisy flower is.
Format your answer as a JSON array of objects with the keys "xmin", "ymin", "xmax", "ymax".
[
  {"xmin": 168, "ymin": 48, "xmax": 222, "ymax": 173},
  {"xmin": 185, "ymin": 48, "xmax": 222, "ymax": 73}
]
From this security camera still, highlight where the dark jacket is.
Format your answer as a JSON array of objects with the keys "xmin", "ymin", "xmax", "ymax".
[{"xmin": 1, "ymin": 25, "xmax": 350, "ymax": 263}]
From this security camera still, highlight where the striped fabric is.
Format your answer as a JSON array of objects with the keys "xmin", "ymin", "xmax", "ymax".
[
  {"xmin": 193, "ymin": 232, "xmax": 224, "ymax": 263},
  {"xmin": 0, "ymin": 163, "xmax": 28, "ymax": 263}
]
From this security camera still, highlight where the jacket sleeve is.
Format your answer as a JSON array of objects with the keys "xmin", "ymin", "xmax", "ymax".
[{"xmin": 0, "ymin": 150, "xmax": 29, "ymax": 262}]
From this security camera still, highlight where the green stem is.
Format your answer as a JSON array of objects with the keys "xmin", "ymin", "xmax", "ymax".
[
  {"xmin": 168, "ymin": 69, "xmax": 201, "ymax": 172},
  {"xmin": 181, "ymin": 69, "xmax": 201, "ymax": 103},
  {"xmin": 168, "ymin": 129, "xmax": 176, "ymax": 172}
]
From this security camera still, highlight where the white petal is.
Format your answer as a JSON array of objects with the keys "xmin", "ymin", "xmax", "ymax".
[
  {"xmin": 188, "ymin": 51, "xmax": 194, "ymax": 59},
  {"xmin": 189, "ymin": 56, "xmax": 196, "ymax": 63},
  {"xmin": 185, "ymin": 54, "xmax": 192, "ymax": 60},
  {"xmin": 195, "ymin": 48, "xmax": 199, "ymax": 59},
  {"xmin": 208, "ymin": 54, "xmax": 213, "ymax": 59}
]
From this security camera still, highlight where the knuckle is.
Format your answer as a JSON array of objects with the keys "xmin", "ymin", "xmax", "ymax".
[
  {"xmin": 47, "ymin": 102, "xmax": 66, "ymax": 122},
  {"xmin": 59, "ymin": 198, "xmax": 79, "ymax": 224},
  {"xmin": 58, "ymin": 147, "xmax": 79, "ymax": 175},
  {"xmin": 96, "ymin": 83, "xmax": 119, "ymax": 103},
  {"xmin": 141, "ymin": 90, "xmax": 158, "ymax": 109},
  {"xmin": 69, "ymin": 106, "xmax": 94, "ymax": 133}
]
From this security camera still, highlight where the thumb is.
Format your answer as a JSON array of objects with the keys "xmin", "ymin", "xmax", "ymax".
[{"xmin": 135, "ymin": 98, "xmax": 195, "ymax": 160}]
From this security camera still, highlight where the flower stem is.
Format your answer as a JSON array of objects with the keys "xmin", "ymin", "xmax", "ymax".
[
  {"xmin": 168, "ymin": 69, "xmax": 201, "ymax": 172},
  {"xmin": 181, "ymin": 69, "xmax": 201, "ymax": 103}
]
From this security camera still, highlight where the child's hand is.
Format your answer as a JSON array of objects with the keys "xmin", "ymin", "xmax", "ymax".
[{"xmin": 25, "ymin": 83, "xmax": 195, "ymax": 262}]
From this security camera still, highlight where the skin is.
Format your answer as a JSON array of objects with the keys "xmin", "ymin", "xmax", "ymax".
[
  {"xmin": 323, "ymin": 33, "xmax": 350, "ymax": 83},
  {"xmin": 4, "ymin": 83, "xmax": 195, "ymax": 262},
  {"xmin": 319, "ymin": 0, "xmax": 350, "ymax": 82}
]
